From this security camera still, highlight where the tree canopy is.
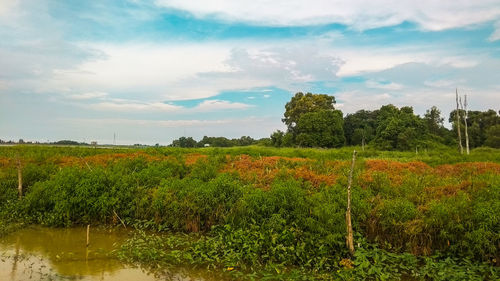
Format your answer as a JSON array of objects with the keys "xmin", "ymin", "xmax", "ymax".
[
  {"xmin": 282, "ymin": 92, "xmax": 336, "ymax": 134},
  {"xmin": 295, "ymin": 109, "xmax": 345, "ymax": 148},
  {"xmin": 169, "ymin": 92, "xmax": 499, "ymax": 151}
]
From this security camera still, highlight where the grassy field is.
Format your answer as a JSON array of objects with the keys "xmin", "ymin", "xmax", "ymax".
[{"xmin": 0, "ymin": 145, "xmax": 499, "ymax": 280}]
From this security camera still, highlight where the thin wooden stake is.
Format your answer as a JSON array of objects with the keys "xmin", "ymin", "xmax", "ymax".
[
  {"xmin": 361, "ymin": 130, "xmax": 365, "ymax": 152},
  {"xmin": 16, "ymin": 158, "xmax": 22, "ymax": 199},
  {"xmin": 86, "ymin": 224, "xmax": 90, "ymax": 247},
  {"xmin": 461, "ymin": 94, "xmax": 470, "ymax": 155},
  {"xmin": 346, "ymin": 150, "xmax": 356, "ymax": 256},
  {"xmin": 113, "ymin": 209, "xmax": 127, "ymax": 229},
  {"xmin": 456, "ymin": 89, "xmax": 463, "ymax": 154}
]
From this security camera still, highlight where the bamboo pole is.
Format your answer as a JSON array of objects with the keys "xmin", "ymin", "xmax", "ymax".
[
  {"xmin": 456, "ymin": 89, "xmax": 463, "ymax": 154},
  {"xmin": 346, "ymin": 150, "xmax": 356, "ymax": 256},
  {"xmin": 361, "ymin": 129, "xmax": 366, "ymax": 151},
  {"xmin": 462, "ymin": 94, "xmax": 470, "ymax": 155},
  {"xmin": 86, "ymin": 224, "xmax": 90, "ymax": 247},
  {"xmin": 16, "ymin": 158, "xmax": 22, "ymax": 199},
  {"xmin": 113, "ymin": 209, "xmax": 127, "ymax": 229}
]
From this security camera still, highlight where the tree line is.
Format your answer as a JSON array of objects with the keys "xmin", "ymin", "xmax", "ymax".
[
  {"xmin": 170, "ymin": 91, "xmax": 499, "ymax": 150},
  {"xmin": 170, "ymin": 135, "xmax": 266, "ymax": 148}
]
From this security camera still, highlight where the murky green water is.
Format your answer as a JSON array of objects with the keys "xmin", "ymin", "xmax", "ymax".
[{"xmin": 0, "ymin": 226, "xmax": 215, "ymax": 281}]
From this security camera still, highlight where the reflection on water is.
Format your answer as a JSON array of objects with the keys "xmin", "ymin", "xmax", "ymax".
[{"xmin": 0, "ymin": 226, "xmax": 215, "ymax": 281}]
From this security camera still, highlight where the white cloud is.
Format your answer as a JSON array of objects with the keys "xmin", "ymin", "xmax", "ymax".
[
  {"xmin": 68, "ymin": 118, "xmax": 233, "ymax": 128},
  {"xmin": 140, "ymin": 45, "xmax": 344, "ymax": 100},
  {"xmin": 437, "ymin": 56, "xmax": 479, "ymax": 68},
  {"xmin": 335, "ymin": 50, "xmax": 424, "ymax": 76},
  {"xmin": 336, "ymin": 91, "xmax": 393, "ymax": 112},
  {"xmin": 68, "ymin": 92, "xmax": 108, "ymax": 100},
  {"xmin": 488, "ymin": 21, "xmax": 500, "ymax": 41},
  {"xmin": 91, "ymin": 101, "xmax": 182, "ymax": 112},
  {"xmin": 365, "ymin": 80, "xmax": 403, "ymax": 90},
  {"xmin": 194, "ymin": 99, "xmax": 253, "ymax": 111},
  {"xmin": 79, "ymin": 97, "xmax": 252, "ymax": 113},
  {"xmin": 155, "ymin": 0, "xmax": 500, "ymax": 30},
  {"xmin": 0, "ymin": 0, "xmax": 19, "ymax": 17},
  {"xmin": 45, "ymin": 43, "xmax": 233, "ymax": 99},
  {"xmin": 424, "ymin": 79, "xmax": 465, "ymax": 88}
]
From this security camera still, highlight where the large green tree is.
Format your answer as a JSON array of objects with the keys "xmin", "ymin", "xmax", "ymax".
[
  {"xmin": 423, "ymin": 106, "xmax": 454, "ymax": 145},
  {"xmin": 281, "ymin": 92, "xmax": 343, "ymax": 148},
  {"xmin": 282, "ymin": 92, "xmax": 336, "ymax": 134},
  {"xmin": 485, "ymin": 125, "xmax": 500, "ymax": 148},
  {"xmin": 373, "ymin": 105, "xmax": 428, "ymax": 150},
  {"xmin": 449, "ymin": 109, "xmax": 499, "ymax": 148},
  {"xmin": 270, "ymin": 130, "xmax": 285, "ymax": 147},
  {"xmin": 424, "ymin": 106, "xmax": 444, "ymax": 135},
  {"xmin": 171, "ymin": 137, "xmax": 197, "ymax": 148},
  {"xmin": 344, "ymin": 109, "xmax": 378, "ymax": 146},
  {"xmin": 295, "ymin": 109, "xmax": 345, "ymax": 148}
]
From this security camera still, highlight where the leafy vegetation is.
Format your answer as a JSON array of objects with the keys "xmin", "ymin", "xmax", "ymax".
[
  {"xmin": 269, "ymin": 92, "xmax": 499, "ymax": 150},
  {"xmin": 0, "ymin": 145, "xmax": 499, "ymax": 280}
]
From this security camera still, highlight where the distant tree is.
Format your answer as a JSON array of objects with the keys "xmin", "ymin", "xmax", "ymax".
[
  {"xmin": 344, "ymin": 109, "xmax": 378, "ymax": 146},
  {"xmin": 256, "ymin": 138, "xmax": 272, "ymax": 146},
  {"xmin": 485, "ymin": 125, "xmax": 500, "ymax": 148},
  {"xmin": 295, "ymin": 109, "xmax": 345, "ymax": 148},
  {"xmin": 235, "ymin": 136, "xmax": 255, "ymax": 146},
  {"xmin": 282, "ymin": 132, "xmax": 295, "ymax": 147},
  {"xmin": 280, "ymin": 92, "xmax": 341, "ymax": 147},
  {"xmin": 282, "ymin": 92, "xmax": 336, "ymax": 134},
  {"xmin": 449, "ymin": 109, "xmax": 500, "ymax": 148},
  {"xmin": 422, "ymin": 106, "xmax": 454, "ymax": 145},
  {"xmin": 424, "ymin": 106, "xmax": 444, "ymax": 136},
  {"xmin": 270, "ymin": 130, "xmax": 285, "ymax": 147},
  {"xmin": 198, "ymin": 136, "xmax": 233, "ymax": 147},
  {"xmin": 55, "ymin": 140, "xmax": 80, "ymax": 145},
  {"xmin": 373, "ymin": 105, "xmax": 428, "ymax": 150},
  {"xmin": 171, "ymin": 137, "xmax": 197, "ymax": 148}
]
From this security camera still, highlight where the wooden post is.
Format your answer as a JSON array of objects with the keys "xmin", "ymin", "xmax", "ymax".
[
  {"xmin": 461, "ymin": 94, "xmax": 470, "ymax": 155},
  {"xmin": 113, "ymin": 209, "xmax": 127, "ymax": 229},
  {"xmin": 86, "ymin": 224, "xmax": 90, "ymax": 247},
  {"xmin": 456, "ymin": 89, "xmax": 463, "ymax": 154},
  {"xmin": 346, "ymin": 150, "xmax": 356, "ymax": 256},
  {"xmin": 16, "ymin": 158, "xmax": 22, "ymax": 199},
  {"xmin": 361, "ymin": 129, "xmax": 366, "ymax": 152}
]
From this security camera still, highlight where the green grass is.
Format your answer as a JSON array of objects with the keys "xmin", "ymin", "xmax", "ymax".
[{"xmin": 0, "ymin": 145, "xmax": 499, "ymax": 280}]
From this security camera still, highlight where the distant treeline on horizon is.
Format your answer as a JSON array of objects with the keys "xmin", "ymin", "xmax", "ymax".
[
  {"xmin": 2, "ymin": 93, "xmax": 499, "ymax": 150},
  {"xmin": 173, "ymin": 92, "xmax": 500, "ymax": 150}
]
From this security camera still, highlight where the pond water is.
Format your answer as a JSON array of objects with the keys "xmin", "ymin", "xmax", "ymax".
[{"xmin": 0, "ymin": 226, "xmax": 216, "ymax": 281}]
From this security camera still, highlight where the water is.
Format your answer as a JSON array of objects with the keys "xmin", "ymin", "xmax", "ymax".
[{"xmin": 0, "ymin": 226, "xmax": 216, "ymax": 281}]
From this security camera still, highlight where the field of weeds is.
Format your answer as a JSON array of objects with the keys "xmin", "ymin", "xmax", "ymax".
[{"xmin": 0, "ymin": 145, "xmax": 499, "ymax": 280}]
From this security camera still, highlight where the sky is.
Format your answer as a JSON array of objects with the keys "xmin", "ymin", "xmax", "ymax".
[{"xmin": 1, "ymin": 0, "xmax": 499, "ymax": 145}]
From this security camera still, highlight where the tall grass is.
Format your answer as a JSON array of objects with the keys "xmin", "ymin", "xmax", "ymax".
[{"xmin": 0, "ymin": 145, "xmax": 499, "ymax": 280}]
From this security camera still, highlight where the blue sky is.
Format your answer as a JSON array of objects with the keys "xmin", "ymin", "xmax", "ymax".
[{"xmin": 1, "ymin": 0, "xmax": 499, "ymax": 145}]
